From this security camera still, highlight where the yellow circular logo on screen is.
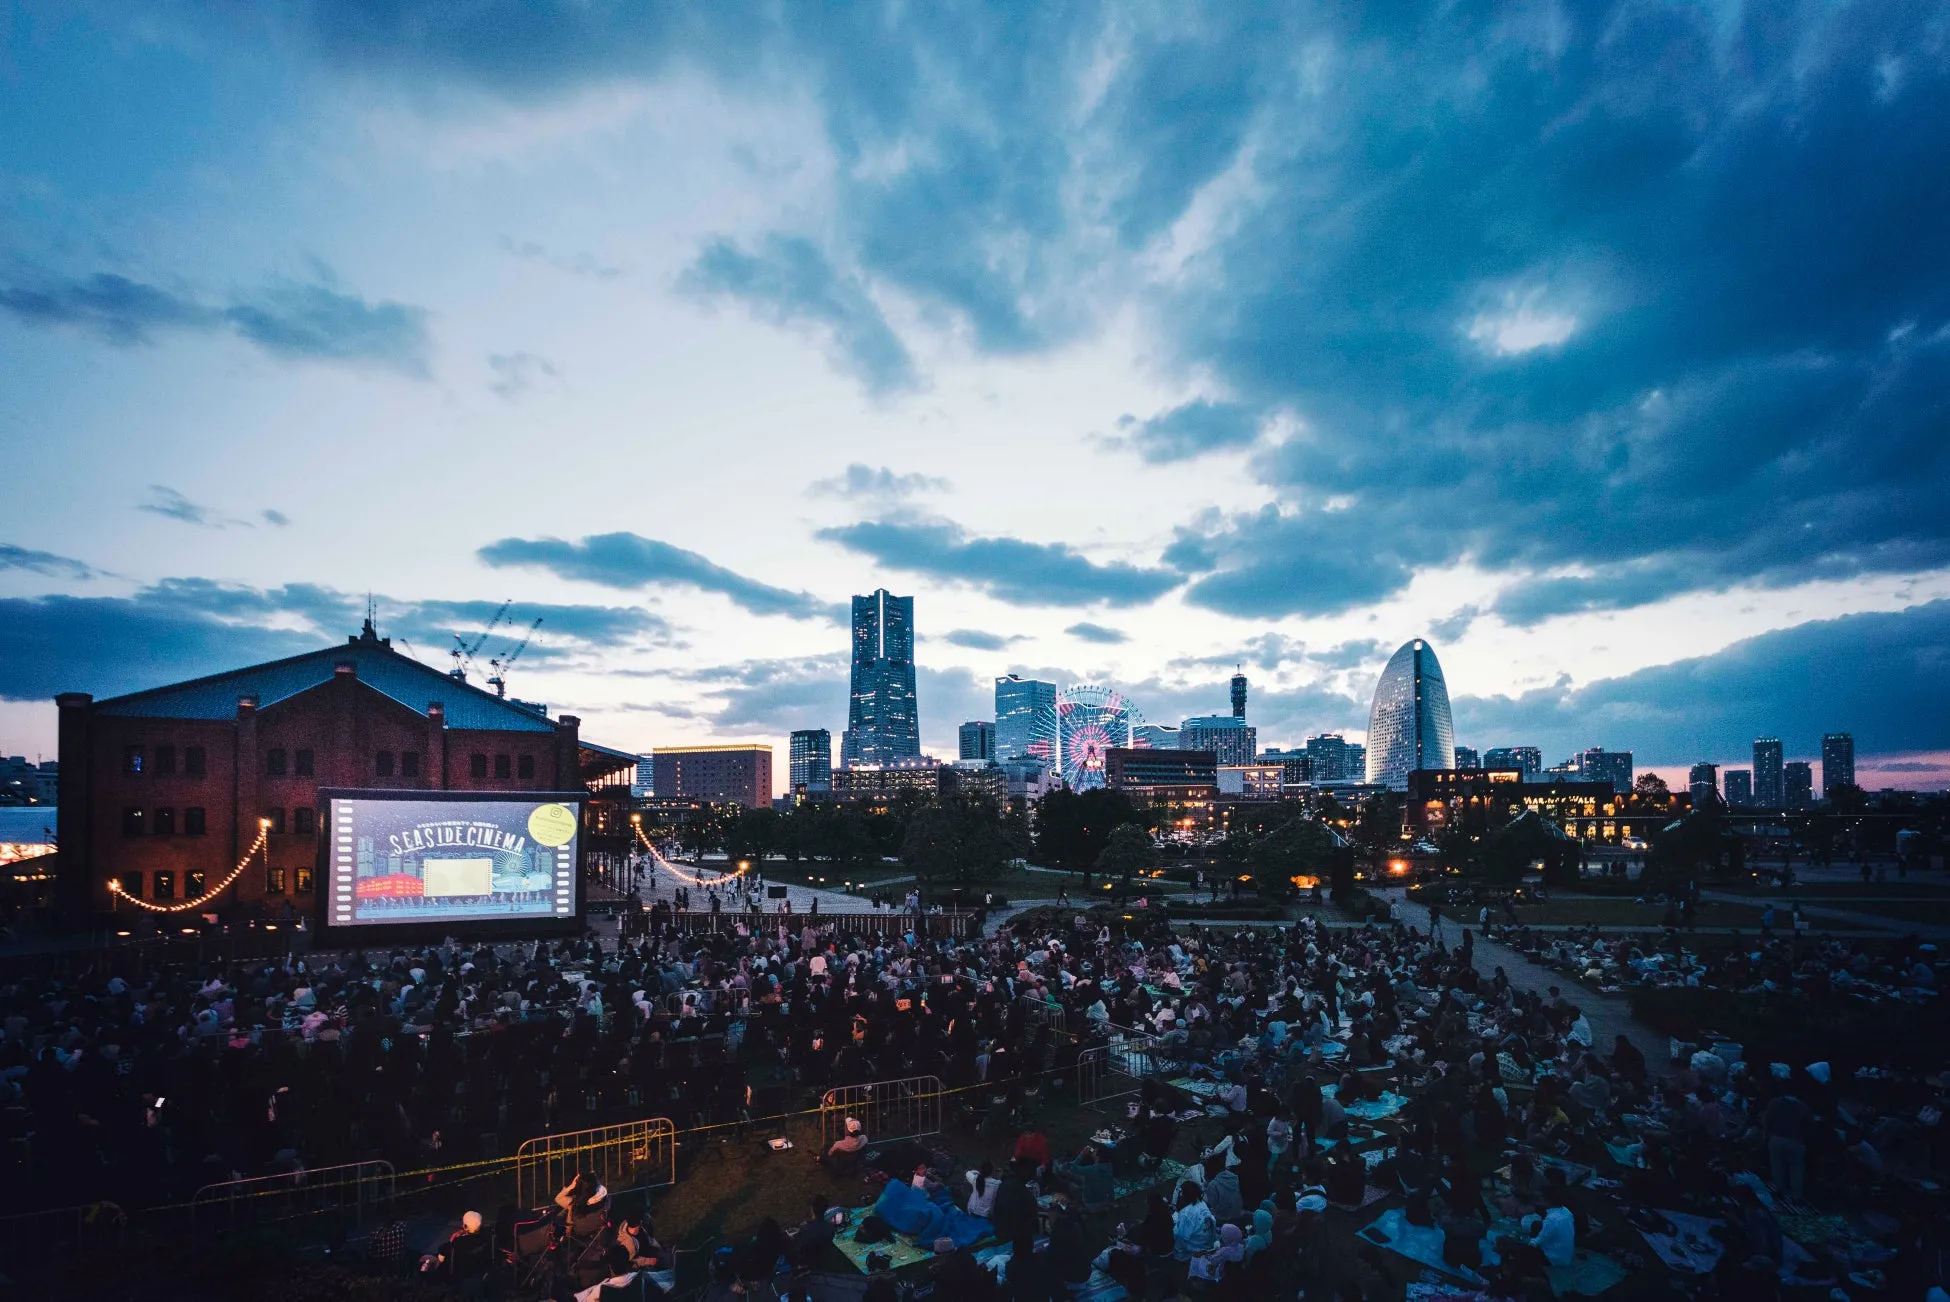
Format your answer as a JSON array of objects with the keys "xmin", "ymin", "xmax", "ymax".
[{"xmin": 528, "ymin": 803, "xmax": 578, "ymax": 847}]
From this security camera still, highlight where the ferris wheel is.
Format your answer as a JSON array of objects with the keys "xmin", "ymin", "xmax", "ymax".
[{"xmin": 1056, "ymin": 685, "xmax": 1143, "ymax": 790}]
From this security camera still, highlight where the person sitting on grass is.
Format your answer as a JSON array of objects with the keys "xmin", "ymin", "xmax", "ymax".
[{"xmin": 821, "ymin": 1116, "xmax": 868, "ymax": 1174}]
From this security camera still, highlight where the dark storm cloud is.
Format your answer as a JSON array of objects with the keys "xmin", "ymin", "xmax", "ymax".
[
  {"xmin": 478, "ymin": 532, "xmax": 836, "ymax": 622},
  {"xmin": 0, "ymin": 270, "xmax": 431, "ymax": 374},
  {"xmin": 0, "ymin": 580, "xmax": 672, "ymax": 702},
  {"xmin": 818, "ymin": 518, "xmax": 1181, "ymax": 608},
  {"xmin": 0, "ymin": 544, "xmax": 94, "ymax": 581},
  {"xmin": 170, "ymin": 0, "xmax": 1950, "ymax": 616},
  {"xmin": 1065, "ymin": 622, "xmax": 1128, "ymax": 645},
  {"xmin": 681, "ymin": 235, "xmax": 916, "ymax": 393},
  {"xmin": 1114, "ymin": 400, "xmax": 1260, "ymax": 463},
  {"xmin": 1452, "ymin": 600, "xmax": 1950, "ymax": 765}
]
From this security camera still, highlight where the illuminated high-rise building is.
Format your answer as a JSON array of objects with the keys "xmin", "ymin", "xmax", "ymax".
[
  {"xmin": 1578, "ymin": 747, "xmax": 1634, "ymax": 796},
  {"xmin": 844, "ymin": 590, "xmax": 918, "ymax": 767},
  {"xmin": 994, "ymin": 675, "xmax": 1057, "ymax": 769},
  {"xmin": 1454, "ymin": 746, "xmax": 1480, "ymax": 770},
  {"xmin": 1484, "ymin": 746, "xmax": 1542, "ymax": 779},
  {"xmin": 958, "ymin": 721, "xmax": 995, "ymax": 762},
  {"xmin": 1365, "ymin": 639, "xmax": 1455, "ymax": 790},
  {"xmin": 1821, "ymin": 733, "xmax": 1855, "ymax": 795},
  {"xmin": 789, "ymin": 729, "xmax": 832, "ymax": 792},
  {"xmin": 1689, "ymin": 762, "xmax": 1720, "ymax": 808},
  {"xmin": 1753, "ymin": 737, "xmax": 1784, "ymax": 807},
  {"xmin": 1230, "ymin": 671, "xmax": 1248, "ymax": 719},
  {"xmin": 1723, "ymin": 769, "xmax": 1752, "ymax": 806},
  {"xmin": 1784, "ymin": 761, "xmax": 1814, "ymax": 809}
]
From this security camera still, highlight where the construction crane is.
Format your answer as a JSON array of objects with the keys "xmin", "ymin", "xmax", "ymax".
[
  {"xmin": 486, "ymin": 617, "xmax": 543, "ymax": 698},
  {"xmin": 449, "ymin": 599, "xmax": 512, "ymax": 682}
]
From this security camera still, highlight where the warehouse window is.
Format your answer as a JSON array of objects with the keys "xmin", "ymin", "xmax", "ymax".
[
  {"xmin": 495, "ymin": 754, "xmax": 512, "ymax": 780},
  {"xmin": 518, "ymin": 755, "xmax": 536, "ymax": 779},
  {"xmin": 123, "ymin": 746, "xmax": 144, "ymax": 775},
  {"xmin": 185, "ymin": 807, "xmax": 206, "ymax": 836},
  {"xmin": 155, "ymin": 745, "xmax": 177, "ymax": 776},
  {"xmin": 265, "ymin": 748, "xmax": 287, "ymax": 777},
  {"xmin": 293, "ymin": 807, "xmax": 315, "ymax": 836},
  {"xmin": 122, "ymin": 807, "xmax": 145, "ymax": 837},
  {"xmin": 295, "ymin": 749, "xmax": 314, "ymax": 777},
  {"xmin": 470, "ymin": 754, "xmax": 488, "ymax": 780},
  {"xmin": 376, "ymin": 750, "xmax": 395, "ymax": 778},
  {"xmin": 184, "ymin": 746, "xmax": 206, "ymax": 777},
  {"xmin": 401, "ymin": 751, "xmax": 421, "ymax": 778},
  {"xmin": 153, "ymin": 807, "xmax": 176, "ymax": 836}
]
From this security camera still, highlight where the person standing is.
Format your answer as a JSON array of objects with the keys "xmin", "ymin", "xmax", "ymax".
[{"xmin": 1763, "ymin": 1091, "xmax": 1812, "ymax": 1200}]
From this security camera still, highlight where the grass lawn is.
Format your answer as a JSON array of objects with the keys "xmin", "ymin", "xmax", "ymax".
[
  {"xmin": 1806, "ymin": 898, "xmax": 1950, "ymax": 925},
  {"xmin": 1496, "ymin": 896, "xmax": 1877, "ymax": 931},
  {"xmin": 1710, "ymin": 879, "xmax": 1950, "ymax": 899}
]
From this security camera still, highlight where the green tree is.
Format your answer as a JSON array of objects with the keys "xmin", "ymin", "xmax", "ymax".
[
  {"xmin": 1245, "ymin": 817, "xmax": 1337, "ymax": 896},
  {"xmin": 1000, "ymin": 804, "xmax": 1035, "ymax": 861},
  {"xmin": 1094, "ymin": 822, "xmax": 1159, "ymax": 892},
  {"xmin": 1355, "ymin": 790, "xmax": 1405, "ymax": 853},
  {"xmin": 1633, "ymin": 772, "xmax": 1671, "ymax": 801},
  {"xmin": 900, "ymin": 800, "xmax": 1009, "ymax": 887},
  {"xmin": 1480, "ymin": 811, "xmax": 1580, "ymax": 885},
  {"xmin": 1035, "ymin": 787, "xmax": 1141, "ymax": 876}
]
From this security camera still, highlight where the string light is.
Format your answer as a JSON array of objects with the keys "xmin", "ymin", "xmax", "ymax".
[
  {"xmin": 107, "ymin": 821, "xmax": 270, "ymax": 913},
  {"xmin": 630, "ymin": 820, "xmax": 750, "ymax": 888}
]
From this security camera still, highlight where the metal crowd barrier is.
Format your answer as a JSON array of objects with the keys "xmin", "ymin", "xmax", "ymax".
[
  {"xmin": 514, "ymin": 1117, "xmax": 677, "ymax": 1211},
  {"xmin": 1018, "ymin": 991, "xmax": 1068, "ymax": 1035},
  {"xmin": 192, "ymin": 1159, "xmax": 395, "ymax": 1231},
  {"xmin": 661, "ymin": 909, "xmax": 978, "ymax": 939},
  {"xmin": 820, "ymin": 1075, "xmax": 946, "ymax": 1153},
  {"xmin": 0, "ymin": 1201, "xmax": 128, "ymax": 1259}
]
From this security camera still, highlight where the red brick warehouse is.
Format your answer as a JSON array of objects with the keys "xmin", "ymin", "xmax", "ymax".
[{"xmin": 53, "ymin": 621, "xmax": 637, "ymax": 923}]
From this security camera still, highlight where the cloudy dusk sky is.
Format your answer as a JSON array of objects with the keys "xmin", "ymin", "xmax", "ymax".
[{"xmin": 3, "ymin": 1, "xmax": 1948, "ymax": 793}]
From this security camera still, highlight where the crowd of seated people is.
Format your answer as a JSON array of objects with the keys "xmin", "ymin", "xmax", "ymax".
[{"xmin": 5, "ymin": 893, "xmax": 1950, "ymax": 1295}]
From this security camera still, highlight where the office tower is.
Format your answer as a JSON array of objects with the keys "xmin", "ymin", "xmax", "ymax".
[
  {"xmin": 634, "ymin": 753, "xmax": 655, "ymax": 796},
  {"xmin": 788, "ymin": 729, "xmax": 832, "ymax": 792},
  {"xmin": 1579, "ymin": 747, "xmax": 1634, "ymax": 796},
  {"xmin": 1484, "ymin": 746, "xmax": 1543, "ymax": 780},
  {"xmin": 1347, "ymin": 744, "xmax": 1365, "ymax": 778},
  {"xmin": 958, "ymin": 721, "xmax": 995, "ymax": 762},
  {"xmin": 1180, "ymin": 715, "xmax": 1257, "ymax": 766},
  {"xmin": 1753, "ymin": 737, "xmax": 1784, "ymax": 807},
  {"xmin": 1134, "ymin": 723, "xmax": 1179, "ymax": 749},
  {"xmin": 1304, "ymin": 733, "xmax": 1354, "ymax": 781},
  {"xmin": 1230, "ymin": 671, "xmax": 1248, "ymax": 719},
  {"xmin": 1784, "ymin": 761, "xmax": 1814, "ymax": 809},
  {"xmin": 1366, "ymin": 639, "xmax": 1455, "ymax": 789},
  {"xmin": 1455, "ymin": 746, "xmax": 1480, "ymax": 770},
  {"xmin": 994, "ymin": 675, "xmax": 1057, "ymax": 767},
  {"xmin": 1688, "ymin": 762, "xmax": 1720, "ymax": 808},
  {"xmin": 1723, "ymin": 769, "xmax": 1752, "ymax": 807},
  {"xmin": 1821, "ymin": 733, "xmax": 1855, "ymax": 795},
  {"xmin": 845, "ymin": 590, "xmax": 919, "ymax": 767}
]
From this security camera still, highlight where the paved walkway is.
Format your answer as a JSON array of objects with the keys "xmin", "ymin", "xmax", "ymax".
[{"xmin": 1383, "ymin": 889, "xmax": 1668, "ymax": 1064}]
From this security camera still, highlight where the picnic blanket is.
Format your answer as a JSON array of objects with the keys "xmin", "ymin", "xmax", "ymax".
[
  {"xmin": 1165, "ymin": 1076, "xmax": 1227, "ymax": 1098},
  {"xmin": 834, "ymin": 1206, "xmax": 938, "ymax": 1274},
  {"xmin": 1636, "ymin": 1209, "xmax": 1725, "ymax": 1275},
  {"xmin": 1343, "ymin": 1091, "xmax": 1409, "ymax": 1121},
  {"xmin": 1475, "ymin": 1220, "xmax": 1625, "ymax": 1297},
  {"xmin": 1316, "ymin": 1122, "xmax": 1387, "ymax": 1151},
  {"xmin": 1535, "ymin": 1155, "xmax": 1595, "ymax": 1186},
  {"xmin": 1112, "ymin": 1158, "xmax": 1191, "ymax": 1201},
  {"xmin": 1359, "ymin": 1208, "xmax": 1483, "ymax": 1284}
]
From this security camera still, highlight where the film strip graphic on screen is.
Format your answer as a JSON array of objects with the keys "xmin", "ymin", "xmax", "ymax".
[{"xmin": 328, "ymin": 795, "xmax": 578, "ymax": 928}]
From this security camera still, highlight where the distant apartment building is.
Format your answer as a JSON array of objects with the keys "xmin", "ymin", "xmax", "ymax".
[
  {"xmin": 1258, "ymin": 748, "xmax": 1313, "ymax": 785},
  {"xmin": 1784, "ymin": 761, "xmax": 1814, "ymax": 809},
  {"xmin": 1305, "ymin": 733, "xmax": 1359, "ymax": 782},
  {"xmin": 958, "ymin": 721, "xmax": 996, "ymax": 762},
  {"xmin": 788, "ymin": 729, "xmax": 832, "ymax": 793},
  {"xmin": 1821, "ymin": 732, "xmax": 1855, "ymax": 795},
  {"xmin": 652, "ymin": 745, "xmax": 773, "ymax": 809},
  {"xmin": 1483, "ymin": 746, "xmax": 1543, "ymax": 780},
  {"xmin": 1180, "ymin": 715, "xmax": 1257, "ymax": 766},
  {"xmin": 1454, "ymin": 746, "xmax": 1480, "ymax": 770},
  {"xmin": 1578, "ymin": 748, "xmax": 1634, "ymax": 796},
  {"xmin": 1689, "ymin": 762, "xmax": 1720, "ymax": 808},
  {"xmin": 1218, "ymin": 764, "xmax": 1285, "ymax": 799},
  {"xmin": 1134, "ymin": 724, "xmax": 1180, "ymax": 750},
  {"xmin": 1723, "ymin": 768, "xmax": 1753, "ymax": 806},
  {"xmin": 1753, "ymin": 738, "xmax": 1785, "ymax": 807}
]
